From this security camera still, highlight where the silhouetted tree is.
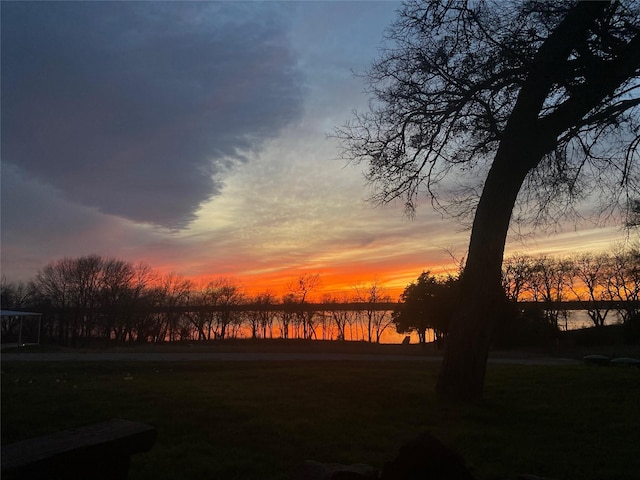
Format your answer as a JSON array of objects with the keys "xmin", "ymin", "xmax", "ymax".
[
  {"xmin": 288, "ymin": 273, "xmax": 320, "ymax": 339},
  {"xmin": 1, "ymin": 277, "xmax": 35, "ymax": 340},
  {"xmin": 338, "ymin": 1, "xmax": 640, "ymax": 400},
  {"xmin": 29, "ymin": 255, "xmax": 153, "ymax": 344},
  {"xmin": 569, "ymin": 252, "xmax": 614, "ymax": 327},
  {"xmin": 608, "ymin": 243, "xmax": 640, "ymax": 323},
  {"xmin": 250, "ymin": 292, "xmax": 278, "ymax": 339},
  {"xmin": 207, "ymin": 278, "xmax": 245, "ymax": 340},
  {"xmin": 189, "ymin": 280, "xmax": 219, "ymax": 340},
  {"xmin": 502, "ymin": 254, "xmax": 533, "ymax": 302},
  {"xmin": 98, "ymin": 258, "xmax": 136, "ymax": 340},
  {"xmin": 526, "ymin": 255, "xmax": 572, "ymax": 329},
  {"xmin": 323, "ymin": 293, "xmax": 357, "ymax": 340},
  {"xmin": 353, "ymin": 280, "xmax": 394, "ymax": 343},
  {"xmin": 0, "ymin": 276, "xmax": 32, "ymax": 310},
  {"xmin": 149, "ymin": 273, "xmax": 192, "ymax": 342},
  {"xmin": 126, "ymin": 263, "xmax": 158, "ymax": 343},
  {"xmin": 31, "ymin": 255, "xmax": 97, "ymax": 343},
  {"xmin": 394, "ymin": 272, "xmax": 458, "ymax": 345},
  {"xmin": 279, "ymin": 293, "xmax": 296, "ymax": 339}
]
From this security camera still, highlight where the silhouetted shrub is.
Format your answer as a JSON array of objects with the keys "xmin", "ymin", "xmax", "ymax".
[{"xmin": 492, "ymin": 303, "xmax": 559, "ymax": 349}]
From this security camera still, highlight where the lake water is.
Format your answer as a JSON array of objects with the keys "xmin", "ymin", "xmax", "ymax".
[
  {"xmin": 558, "ymin": 310, "xmax": 624, "ymax": 330},
  {"xmin": 380, "ymin": 309, "xmax": 625, "ymax": 344}
]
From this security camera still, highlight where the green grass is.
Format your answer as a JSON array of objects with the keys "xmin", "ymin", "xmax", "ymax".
[{"xmin": 2, "ymin": 360, "xmax": 639, "ymax": 480}]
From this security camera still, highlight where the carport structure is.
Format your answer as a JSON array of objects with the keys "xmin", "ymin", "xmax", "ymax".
[{"xmin": 1, "ymin": 310, "xmax": 42, "ymax": 346}]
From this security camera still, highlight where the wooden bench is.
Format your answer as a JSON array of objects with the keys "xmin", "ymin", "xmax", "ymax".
[{"xmin": 1, "ymin": 419, "xmax": 157, "ymax": 480}]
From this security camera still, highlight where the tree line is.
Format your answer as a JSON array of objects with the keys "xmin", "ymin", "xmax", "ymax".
[
  {"xmin": 502, "ymin": 246, "xmax": 640, "ymax": 328},
  {"xmin": 392, "ymin": 243, "xmax": 639, "ymax": 346},
  {"xmin": 0, "ymin": 257, "xmax": 395, "ymax": 345},
  {"xmin": 2, "ymin": 244, "xmax": 638, "ymax": 346}
]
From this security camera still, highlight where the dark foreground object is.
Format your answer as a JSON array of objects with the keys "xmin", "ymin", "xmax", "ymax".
[
  {"xmin": 294, "ymin": 432, "xmax": 560, "ymax": 480},
  {"xmin": 1, "ymin": 419, "xmax": 157, "ymax": 480},
  {"xmin": 294, "ymin": 432, "xmax": 477, "ymax": 480},
  {"xmin": 381, "ymin": 432, "xmax": 477, "ymax": 480},
  {"xmin": 583, "ymin": 355, "xmax": 640, "ymax": 367}
]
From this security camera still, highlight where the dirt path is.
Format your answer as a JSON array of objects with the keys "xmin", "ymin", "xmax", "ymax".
[{"xmin": 0, "ymin": 351, "xmax": 580, "ymax": 365}]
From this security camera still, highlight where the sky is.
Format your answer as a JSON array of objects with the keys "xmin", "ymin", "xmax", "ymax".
[{"xmin": 1, "ymin": 1, "xmax": 635, "ymax": 299}]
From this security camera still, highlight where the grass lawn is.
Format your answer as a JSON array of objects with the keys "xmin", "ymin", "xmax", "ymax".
[{"xmin": 2, "ymin": 358, "xmax": 639, "ymax": 480}]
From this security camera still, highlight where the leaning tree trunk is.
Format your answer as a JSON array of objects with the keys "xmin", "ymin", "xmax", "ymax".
[{"xmin": 436, "ymin": 136, "xmax": 538, "ymax": 402}]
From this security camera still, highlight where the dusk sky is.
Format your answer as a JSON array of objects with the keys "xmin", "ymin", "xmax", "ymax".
[{"xmin": 1, "ymin": 1, "xmax": 634, "ymax": 298}]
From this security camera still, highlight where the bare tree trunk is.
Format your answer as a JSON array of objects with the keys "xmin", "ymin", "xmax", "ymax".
[{"xmin": 437, "ymin": 135, "xmax": 538, "ymax": 401}]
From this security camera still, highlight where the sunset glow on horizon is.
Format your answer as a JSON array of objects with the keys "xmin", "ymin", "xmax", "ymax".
[{"xmin": 132, "ymin": 222, "xmax": 631, "ymax": 301}]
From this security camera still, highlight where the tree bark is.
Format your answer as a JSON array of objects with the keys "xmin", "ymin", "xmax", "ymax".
[{"xmin": 436, "ymin": 133, "xmax": 538, "ymax": 401}]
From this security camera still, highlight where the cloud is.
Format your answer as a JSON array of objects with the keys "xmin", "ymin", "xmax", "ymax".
[
  {"xmin": 0, "ymin": 163, "xmax": 163, "ymax": 279},
  {"xmin": 1, "ymin": 2, "xmax": 304, "ymax": 228}
]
